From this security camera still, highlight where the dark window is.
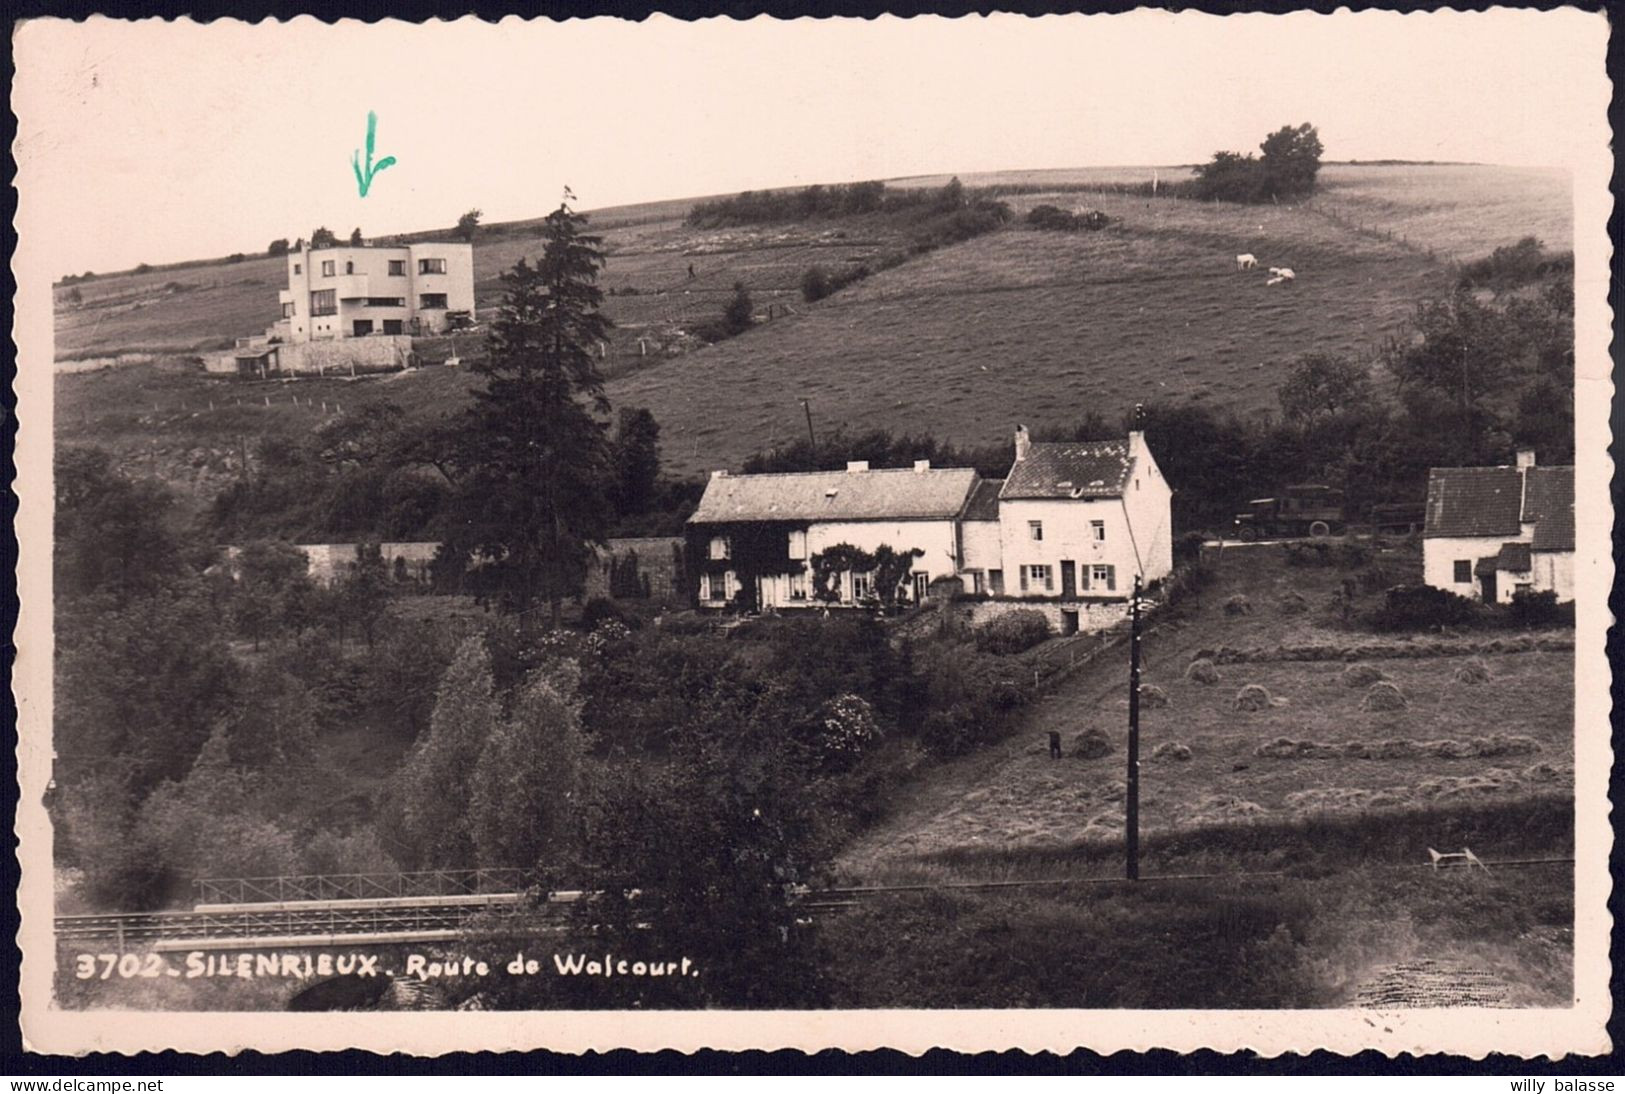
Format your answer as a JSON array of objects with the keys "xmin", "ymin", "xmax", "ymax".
[
  {"xmin": 382, "ymin": 320, "xmax": 403, "ymax": 335},
  {"xmin": 366, "ymin": 297, "xmax": 405, "ymax": 307},
  {"xmin": 420, "ymin": 293, "xmax": 448, "ymax": 309},
  {"xmin": 321, "ymin": 260, "xmax": 335, "ymax": 277},
  {"xmin": 388, "ymin": 260, "xmax": 406, "ymax": 276},
  {"xmin": 1029, "ymin": 521, "xmax": 1043, "ymax": 541},
  {"xmin": 1453, "ymin": 560, "xmax": 1472, "ymax": 583},
  {"xmin": 418, "ymin": 258, "xmax": 447, "ymax": 275},
  {"xmin": 345, "ymin": 261, "xmax": 355, "ymax": 274},
  {"xmin": 309, "ymin": 289, "xmax": 336, "ymax": 316},
  {"xmin": 281, "ymin": 302, "xmax": 294, "ymax": 318},
  {"xmin": 293, "ymin": 263, "xmax": 302, "ymax": 275},
  {"xmin": 352, "ymin": 319, "xmax": 374, "ymax": 337}
]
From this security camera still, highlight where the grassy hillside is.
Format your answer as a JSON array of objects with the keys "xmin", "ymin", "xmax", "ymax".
[{"xmin": 56, "ymin": 164, "xmax": 1570, "ymax": 491}]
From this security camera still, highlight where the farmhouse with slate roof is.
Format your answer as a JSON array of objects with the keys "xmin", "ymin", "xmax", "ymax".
[
  {"xmin": 1422, "ymin": 449, "xmax": 1575, "ymax": 604},
  {"xmin": 686, "ymin": 425, "xmax": 1173, "ymax": 633}
]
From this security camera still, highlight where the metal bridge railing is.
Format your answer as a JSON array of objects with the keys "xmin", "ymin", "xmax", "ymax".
[{"xmin": 192, "ymin": 869, "xmax": 536, "ymax": 907}]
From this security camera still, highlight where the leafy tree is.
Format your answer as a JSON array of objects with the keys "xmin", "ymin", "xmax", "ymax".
[
  {"xmin": 1277, "ymin": 353, "xmax": 1374, "ymax": 424},
  {"xmin": 445, "ymin": 200, "xmax": 614, "ymax": 625},
  {"xmin": 611, "ymin": 407, "xmax": 661, "ymax": 516},
  {"xmin": 349, "ymin": 227, "xmax": 364, "ymax": 246},
  {"xmin": 267, "ymin": 239, "xmax": 291, "ymax": 257},
  {"xmin": 56, "ymin": 583, "xmax": 243, "ymax": 795},
  {"xmin": 1192, "ymin": 150, "xmax": 1265, "ymax": 203},
  {"xmin": 456, "ymin": 208, "xmax": 483, "ymax": 242},
  {"xmin": 469, "ymin": 661, "xmax": 586, "ymax": 869},
  {"xmin": 309, "ymin": 226, "xmax": 338, "ymax": 249},
  {"xmin": 1259, "ymin": 123, "xmax": 1324, "ymax": 199},
  {"xmin": 234, "ymin": 540, "xmax": 316, "ymax": 649},
  {"xmin": 224, "ymin": 664, "xmax": 321, "ymax": 769},
  {"xmin": 342, "ymin": 542, "xmax": 391, "ymax": 648},
  {"xmin": 723, "ymin": 281, "xmax": 754, "ymax": 336},
  {"xmin": 1383, "ymin": 289, "xmax": 1521, "ymax": 449},
  {"xmin": 388, "ymin": 637, "xmax": 501, "ymax": 867},
  {"xmin": 365, "ymin": 618, "xmax": 459, "ymax": 742},
  {"xmin": 55, "ymin": 448, "xmax": 186, "ymax": 602}
]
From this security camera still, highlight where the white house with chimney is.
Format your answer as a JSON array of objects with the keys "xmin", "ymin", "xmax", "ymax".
[
  {"xmin": 686, "ymin": 425, "xmax": 1174, "ymax": 633},
  {"xmin": 1423, "ymin": 448, "xmax": 1575, "ymax": 604}
]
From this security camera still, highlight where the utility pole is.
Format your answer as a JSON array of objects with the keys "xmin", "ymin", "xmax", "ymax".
[
  {"xmin": 800, "ymin": 398, "xmax": 817, "ymax": 453},
  {"xmin": 1127, "ymin": 573, "xmax": 1142, "ymax": 881}
]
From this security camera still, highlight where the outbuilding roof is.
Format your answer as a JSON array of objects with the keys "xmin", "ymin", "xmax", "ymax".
[
  {"xmin": 1522, "ymin": 466, "xmax": 1575, "ymax": 552},
  {"xmin": 1001, "ymin": 440, "xmax": 1132, "ymax": 500},
  {"xmin": 962, "ymin": 478, "xmax": 1004, "ymax": 521},
  {"xmin": 1424, "ymin": 467, "xmax": 1524, "ymax": 538},
  {"xmin": 688, "ymin": 466, "xmax": 980, "ymax": 524}
]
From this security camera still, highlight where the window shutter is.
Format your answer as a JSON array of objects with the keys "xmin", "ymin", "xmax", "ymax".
[
  {"xmin": 1080, "ymin": 566, "xmax": 1090, "ymax": 591},
  {"xmin": 1020, "ymin": 568, "xmax": 1029, "ymax": 592},
  {"xmin": 1106, "ymin": 566, "xmax": 1116, "ymax": 591},
  {"xmin": 1045, "ymin": 569, "xmax": 1053, "ymax": 592}
]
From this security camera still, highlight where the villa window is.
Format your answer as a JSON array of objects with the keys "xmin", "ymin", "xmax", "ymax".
[
  {"xmin": 293, "ymin": 263, "xmax": 302, "ymax": 275},
  {"xmin": 321, "ymin": 260, "xmax": 335, "ymax": 277},
  {"xmin": 1022, "ymin": 564, "xmax": 1053, "ymax": 592},
  {"xmin": 1091, "ymin": 564, "xmax": 1116, "ymax": 591},
  {"xmin": 1091, "ymin": 520, "xmax": 1106, "ymax": 541},
  {"xmin": 788, "ymin": 572, "xmax": 808, "ymax": 601},
  {"xmin": 418, "ymin": 257, "xmax": 448, "ymax": 275},
  {"xmin": 420, "ymin": 293, "xmax": 449, "ymax": 309},
  {"xmin": 708, "ymin": 536, "xmax": 730, "ymax": 561},
  {"xmin": 281, "ymin": 302, "xmax": 294, "ymax": 319},
  {"xmin": 1453, "ymin": 560, "xmax": 1472, "ymax": 584},
  {"xmin": 366, "ymin": 297, "xmax": 405, "ymax": 307},
  {"xmin": 787, "ymin": 530, "xmax": 807, "ymax": 560},
  {"xmin": 1028, "ymin": 520, "xmax": 1043, "ymax": 541},
  {"xmin": 388, "ymin": 260, "xmax": 406, "ymax": 276},
  {"xmin": 345, "ymin": 261, "xmax": 355, "ymax": 275},
  {"xmin": 852, "ymin": 572, "xmax": 874, "ymax": 601},
  {"xmin": 705, "ymin": 572, "xmax": 729, "ymax": 602},
  {"xmin": 309, "ymin": 289, "xmax": 336, "ymax": 316}
]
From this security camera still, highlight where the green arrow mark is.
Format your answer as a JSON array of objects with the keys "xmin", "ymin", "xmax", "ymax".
[{"xmin": 351, "ymin": 111, "xmax": 397, "ymax": 198}]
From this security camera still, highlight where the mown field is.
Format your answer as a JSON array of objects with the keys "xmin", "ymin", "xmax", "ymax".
[{"xmin": 837, "ymin": 543, "xmax": 1573, "ymax": 880}]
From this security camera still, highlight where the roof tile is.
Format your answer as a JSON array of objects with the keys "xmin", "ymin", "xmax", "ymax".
[
  {"xmin": 688, "ymin": 466, "xmax": 979, "ymax": 524},
  {"xmin": 1424, "ymin": 467, "xmax": 1523, "ymax": 538},
  {"xmin": 1001, "ymin": 441, "xmax": 1131, "ymax": 500}
]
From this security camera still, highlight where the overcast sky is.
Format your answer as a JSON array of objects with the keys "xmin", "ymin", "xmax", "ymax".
[{"xmin": 14, "ymin": 9, "xmax": 1605, "ymax": 277}]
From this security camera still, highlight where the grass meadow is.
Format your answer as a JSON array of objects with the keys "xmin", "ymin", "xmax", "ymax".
[{"xmin": 56, "ymin": 164, "xmax": 1569, "ymax": 485}]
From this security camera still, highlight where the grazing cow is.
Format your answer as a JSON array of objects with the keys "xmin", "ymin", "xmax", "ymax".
[
  {"xmin": 1266, "ymin": 267, "xmax": 1297, "ymax": 286},
  {"xmin": 1236, "ymin": 253, "xmax": 1257, "ymax": 270}
]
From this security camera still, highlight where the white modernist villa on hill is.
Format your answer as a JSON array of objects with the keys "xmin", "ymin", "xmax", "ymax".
[
  {"xmin": 275, "ymin": 241, "xmax": 475, "ymax": 342},
  {"xmin": 686, "ymin": 425, "xmax": 1174, "ymax": 634}
]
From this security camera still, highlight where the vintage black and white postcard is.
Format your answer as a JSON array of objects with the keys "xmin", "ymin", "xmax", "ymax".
[{"xmin": 11, "ymin": 8, "xmax": 1614, "ymax": 1058}]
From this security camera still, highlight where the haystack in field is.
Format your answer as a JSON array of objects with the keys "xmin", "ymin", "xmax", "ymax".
[
  {"xmin": 1342, "ymin": 663, "xmax": 1386, "ymax": 688},
  {"xmin": 1277, "ymin": 590, "xmax": 1309, "ymax": 615},
  {"xmin": 1138, "ymin": 683, "xmax": 1169, "ymax": 709},
  {"xmin": 1224, "ymin": 594, "xmax": 1253, "ymax": 616},
  {"xmin": 1072, "ymin": 728, "xmax": 1112, "ymax": 760},
  {"xmin": 1152, "ymin": 741, "xmax": 1192, "ymax": 762},
  {"xmin": 1185, "ymin": 657, "xmax": 1221, "ymax": 685},
  {"xmin": 1453, "ymin": 657, "xmax": 1492, "ymax": 684},
  {"xmin": 1361, "ymin": 681, "xmax": 1409, "ymax": 712},
  {"xmin": 1234, "ymin": 683, "xmax": 1275, "ymax": 711}
]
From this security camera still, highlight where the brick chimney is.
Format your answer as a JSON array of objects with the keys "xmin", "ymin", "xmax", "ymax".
[
  {"xmin": 1515, "ymin": 448, "xmax": 1537, "ymax": 470},
  {"xmin": 1014, "ymin": 424, "xmax": 1030, "ymax": 462}
]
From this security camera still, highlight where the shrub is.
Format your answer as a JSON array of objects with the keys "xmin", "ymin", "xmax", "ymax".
[
  {"xmin": 1509, "ymin": 589, "xmax": 1570, "ymax": 627},
  {"xmin": 1174, "ymin": 531, "xmax": 1208, "ymax": 567},
  {"xmin": 1071, "ymin": 728, "xmax": 1112, "ymax": 760},
  {"xmin": 581, "ymin": 597, "xmax": 636, "ymax": 632},
  {"xmin": 800, "ymin": 266, "xmax": 832, "ymax": 302},
  {"xmin": 973, "ymin": 609, "xmax": 1052, "ymax": 656},
  {"xmin": 1234, "ymin": 684, "xmax": 1274, "ymax": 711},
  {"xmin": 1360, "ymin": 681, "xmax": 1408, "ymax": 712},
  {"xmin": 912, "ymin": 642, "xmax": 1029, "ymax": 755},
  {"xmin": 1453, "ymin": 657, "xmax": 1492, "ymax": 684},
  {"xmin": 1364, "ymin": 584, "xmax": 1484, "ymax": 631},
  {"xmin": 1151, "ymin": 741, "xmax": 1192, "ymax": 762},
  {"xmin": 1342, "ymin": 663, "xmax": 1386, "ymax": 688},
  {"xmin": 812, "ymin": 693, "xmax": 882, "ymax": 771},
  {"xmin": 1138, "ymin": 683, "xmax": 1169, "ymax": 709},
  {"xmin": 1224, "ymin": 595, "xmax": 1253, "ymax": 617},
  {"xmin": 1185, "ymin": 658, "xmax": 1221, "ymax": 685}
]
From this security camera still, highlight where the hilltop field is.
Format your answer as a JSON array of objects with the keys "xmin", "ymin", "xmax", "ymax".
[{"xmin": 55, "ymin": 164, "xmax": 1569, "ymax": 492}]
